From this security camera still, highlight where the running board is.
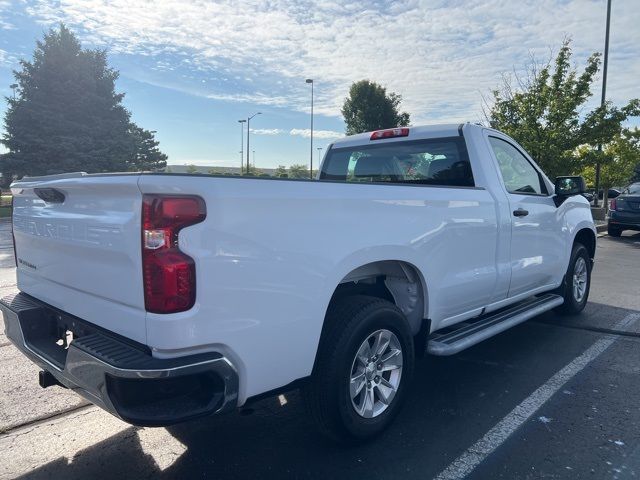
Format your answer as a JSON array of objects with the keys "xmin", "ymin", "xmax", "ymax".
[{"xmin": 427, "ymin": 293, "xmax": 564, "ymax": 356}]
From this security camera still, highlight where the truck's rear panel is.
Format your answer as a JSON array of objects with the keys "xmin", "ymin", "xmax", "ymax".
[{"xmin": 11, "ymin": 174, "xmax": 147, "ymax": 343}]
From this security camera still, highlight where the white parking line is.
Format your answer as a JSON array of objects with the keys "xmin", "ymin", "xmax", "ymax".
[{"xmin": 434, "ymin": 312, "xmax": 640, "ymax": 480}]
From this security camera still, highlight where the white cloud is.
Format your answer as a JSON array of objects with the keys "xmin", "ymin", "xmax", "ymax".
[
  {"xmin": 0, "ymin": 0, "xmax": 14, "ymax": 30},
  {"xmin": 22, "ymin": 0, "xmax": 640, "ymax": 123},
  {"xmin": 250, "ymin": 128, "xmax": 284, "ymax": 135},
  {"xmin": 290, "ymin": 128, "xmax": 343, "ymax": 139}
]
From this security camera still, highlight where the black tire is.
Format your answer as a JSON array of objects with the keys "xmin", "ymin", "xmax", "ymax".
[
  {"xmin": 607, "ymin": 226, "xmax": 622, "ymax": 237},
  {"xmin": 304, "ymin": 295, "xmax": 414, "ymax": 443},
  {"xmin": 554, "ymin": 243, "xmax": 592, "ymax": 315}
]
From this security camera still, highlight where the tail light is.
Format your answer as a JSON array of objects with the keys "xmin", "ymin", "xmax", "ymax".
[
  {"xmin": 142, "ymin": 195, "xmax": 206, "ymax": 314},
  {"xmin": 610, "ymin": 198, "xmax": 617, "ymax": 211}
]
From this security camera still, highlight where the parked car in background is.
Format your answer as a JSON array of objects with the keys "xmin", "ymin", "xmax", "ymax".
[
  {"xmin": 608, "ymin": 183, "xmax": 640, "ymax": 237},
  {"xmin": 581, "ymin": 191, "xmax": 594, "ymax": 203},
  {"xmin": 598, "ymin": 187, "xmax": 622, "ymax": 200}
]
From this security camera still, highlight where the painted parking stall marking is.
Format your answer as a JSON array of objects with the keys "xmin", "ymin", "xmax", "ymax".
[{"xmin": 435, "ymin": 312, "xmax": 640, "ymax": 480}]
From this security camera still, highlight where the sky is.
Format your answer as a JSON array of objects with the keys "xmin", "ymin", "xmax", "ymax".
[{"xmin": 0, "ymin": 0, "xmax": 638, "ymax": 168}]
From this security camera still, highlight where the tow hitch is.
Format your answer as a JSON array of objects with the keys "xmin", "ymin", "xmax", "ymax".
[{"xmin": 38, "ymin": 370, "xmax": 66, "ymax": 389}]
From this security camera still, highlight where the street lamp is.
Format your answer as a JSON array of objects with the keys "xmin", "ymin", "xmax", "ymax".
[
  {"xmin": 238, "ymin": 119, "xmax": 246, "ymax": 174},
  {"xmin": 9, "ymin": 83, "xmax": 18, "ymax": 100},
  {"xmin": 246, "ymin": 112, "xmax": 261, "ymax": 174},
  {"xmin": 594, "ymin": 0, "xmax": 612, "ymax": 208},
  {"xmin": 316, "ymin": 147, "xmax": 322, "ymax": 177},
  {"xmin": 306, "ymin": 79, "xmax": 314, "ymax": 179}
]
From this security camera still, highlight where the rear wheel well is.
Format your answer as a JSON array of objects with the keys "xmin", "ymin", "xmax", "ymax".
[
  {"xmin": 329, "ymin": 261, "xmax": 426, "ymax": 333},
  {"xmin": 316, "ymin": 261, "xmax": 427, "ymax": 365},
  {"xmin": 574, "ymin": 228, "xmax": 596, "ymax": 259}
]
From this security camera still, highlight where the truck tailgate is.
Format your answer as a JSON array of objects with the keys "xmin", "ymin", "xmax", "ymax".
[{"xmin": 11, "ymin": 174, "xmax": 147, "ymax": 343}]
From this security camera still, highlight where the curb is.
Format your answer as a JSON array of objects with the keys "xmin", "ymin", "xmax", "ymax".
[{"xmin": 595, "ymin": 223, "xmax": 607, "ymax": 233}]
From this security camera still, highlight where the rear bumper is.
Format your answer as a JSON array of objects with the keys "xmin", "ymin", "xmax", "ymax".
[
  {"xmin": 0, "ymin": 292, "xmax": 239, "ymax": 426},
  {"xmin": 608, "ymin": 211, "xmax": 640, "ymax": 230}
]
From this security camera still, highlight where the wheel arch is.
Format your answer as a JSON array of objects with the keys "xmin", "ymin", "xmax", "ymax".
[
  {"xmin": 574, "ymin": 227, "xmax": 596, "ymax": 259},
  {"xmin": 323, "ymin": 259, "xmax": 429, "ymax": 337}
]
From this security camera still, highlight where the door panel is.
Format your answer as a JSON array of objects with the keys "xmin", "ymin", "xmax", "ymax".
[
  {"xmin": 487, "ymin": 136, "xmax": 562, "ymax": 297},
  {"xmin": 507, "ymin": 195, "xmax": 563, "ymax": 296}
]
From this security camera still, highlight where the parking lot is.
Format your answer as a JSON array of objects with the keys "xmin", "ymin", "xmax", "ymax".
[{"xmin": 0, "ymin": 219, "xmax": 639, "ymax": 480}]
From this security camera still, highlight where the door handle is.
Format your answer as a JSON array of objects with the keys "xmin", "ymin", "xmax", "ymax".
[{"xmin": 513, "ymin": 208, "xmax": 529, "ymax": 217}]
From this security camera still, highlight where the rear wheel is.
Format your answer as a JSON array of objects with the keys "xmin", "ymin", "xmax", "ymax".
[
  {"xmin": 304, "ymin": 295, "xmax": 414, "ymax": 442},
  {"xmin": 607, "ymin": 226, "xmax": 622, "ymax": 237},
  {"xmin": 555, "ymin": 243, "xmax": 591, "ymax": 315}
]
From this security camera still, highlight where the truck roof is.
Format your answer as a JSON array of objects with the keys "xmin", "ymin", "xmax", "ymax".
[{"xmin": 331, "ymin": 123, "xmax": 470, "ymax": 149}]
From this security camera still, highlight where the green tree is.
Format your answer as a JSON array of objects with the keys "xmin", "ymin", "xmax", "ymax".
[
  {"xmin": 128, "ymin": 125, "xmax": 167, "ymax": 172},
  {"xmin": 341, "ymin": 80, "xmax": 410, "ymax": 135},
  {"xmin": 185, "ymin": 164, "xmax": 198, "ymax": 174},
  {"xmin": 243, "ymin": 164, "xmax": 263, "ymax": 176},
  {"xmin": 579, "ymin": 128, "xmax": 640, "ymax": 189},
  {"xmin": 633, "ymin": 163, "xmax": 640, "ymax": 183},
  {"xmin": 0, "ymin": 24, "xmax": 166, "ymax": 181},
  {"xmin": 274, "ymin": 165, "xmax": 288, "ymax": 178},
  {"xmin": 485, "ymin": 39, "xmax": 639, "ymax": 179},
  {"xmin": 287, "ymin": 164, "xmax": 309, "ymax": 179}
]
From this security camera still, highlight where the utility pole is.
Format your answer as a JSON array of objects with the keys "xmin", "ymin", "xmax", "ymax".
[
  {"xmin": 316, "ymin": 147, "xmax": 322, "ymax": 178},
  {"xmin": 306, "ymin": 79, "xmax": 314, "ymax": 179},
  {"xmin": 594, "ymin": 0, "xmax": 612, "ymax": 208},
  {"xmin": 246, "ymin": 112, "xmax": 261, "ymax": 174},
  {"xmin": 238, "ymin": 119, "xmax": 246, "ymax": 174}
]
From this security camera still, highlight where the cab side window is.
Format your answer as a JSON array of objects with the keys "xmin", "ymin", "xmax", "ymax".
[{"xmin": 489, "ymin": 137, "xmax": 546, "ymax": 195}]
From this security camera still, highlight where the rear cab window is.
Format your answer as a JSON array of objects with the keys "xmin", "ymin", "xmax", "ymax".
[{"xmin": 320, "ymin": 137, "xmax": 474, "ymax": 187}]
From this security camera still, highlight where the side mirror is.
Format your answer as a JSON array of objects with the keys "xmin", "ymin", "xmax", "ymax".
[{"xmin": 555, "ymin": 176, "xmax": 586, "ymax": 197}]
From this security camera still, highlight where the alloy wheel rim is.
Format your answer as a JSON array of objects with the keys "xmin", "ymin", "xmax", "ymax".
[
  {"xmin": 573, "ymin": 257, "xmax": 588, "ymax": 303},
  {"xmin": 349, "ymin": 329, "xmax": 403, "ymax": 419}
]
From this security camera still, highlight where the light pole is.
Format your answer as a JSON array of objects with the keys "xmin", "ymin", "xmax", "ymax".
[
  {"xmin": 238, "ymin": 119, "xmax": 246, "ymax": 174},
  {"xmin": 594, "ymin": 0, "xmax": 612, "ymax": 208},
  {"xmin": 9, "ymin": 83, "xmax": 18, "ymax": 100},
  {"xmin": 246, "ymin": 112, "xmax": 261, "ymax": 174},
  {"xmin": 306, "ymin": 79, "xmax": 314, "ymax": 179},
  {"xmin": 316, "ymin": 147, "xmax": 322, "ymax": 177}
]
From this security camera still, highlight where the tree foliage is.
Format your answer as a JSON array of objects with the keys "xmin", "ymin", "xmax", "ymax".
[
  {"xmin": 287, "ymin": 163, "xmax": 310, "ymax": 179},
  {"xmin": 579, "ymin": 128, "xmax": 640, "ymax": 188},
  {"xmin": 0, "ymin": 24, "xmax": 166, "ymax": 182},
  {"xmin": 486, "ymin": 39, "xmax": 639, "ymax": 179},
  {"xmin": 274, "ymin": 165, "xmax": 288, "ymax": 178},
  {"xmin": 342, "ymin": 80, "xmax": 410, "ymax": 135}
]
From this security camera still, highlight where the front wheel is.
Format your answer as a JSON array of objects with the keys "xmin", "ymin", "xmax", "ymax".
[
  {"xmin": 304, "ymin": 295, "xmax": 414, "ymax": 442},
  {"xmin": 555, "ymin": 243, "xmax": 592, "ymax": 315}
]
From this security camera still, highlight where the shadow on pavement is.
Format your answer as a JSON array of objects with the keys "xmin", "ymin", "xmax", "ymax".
[{"xmin": 17, "ymin": 302, "xmax": 640, "ymax": 480}]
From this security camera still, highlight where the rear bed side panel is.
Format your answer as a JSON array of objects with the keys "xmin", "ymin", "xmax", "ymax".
[
  {"xmin": 138, "ymin": 174, "xmax": 498, "ymax": 403},
  {"xmin": 11, "ymin": 174, "xmax": 147, "ymax": 343}
]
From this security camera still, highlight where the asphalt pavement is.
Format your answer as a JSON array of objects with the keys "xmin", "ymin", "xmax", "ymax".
[{"xmin": 0, "ymin": 220, "xmax": 639, "ymax": 479}]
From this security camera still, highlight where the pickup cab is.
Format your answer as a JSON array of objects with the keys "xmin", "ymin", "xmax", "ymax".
[{"xmin": 1, "ymin": 123, "xmax": 596, "ymax": 441}]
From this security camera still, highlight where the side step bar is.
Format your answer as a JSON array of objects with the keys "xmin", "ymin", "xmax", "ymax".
[{"xmin": 427, "ymin": 293, "xmax": 564, "ymax": 356}]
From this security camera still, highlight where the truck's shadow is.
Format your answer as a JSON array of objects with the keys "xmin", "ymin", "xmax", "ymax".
[{"xmin": 17, "ymin": 302, "xmax": 638, "ymax": 480}]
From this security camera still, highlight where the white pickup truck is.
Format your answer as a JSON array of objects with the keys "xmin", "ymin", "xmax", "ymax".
[{"xmin": 1, "ymin": 123, "xmax": 595, "ymax": 441}]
